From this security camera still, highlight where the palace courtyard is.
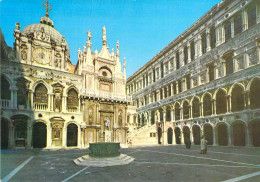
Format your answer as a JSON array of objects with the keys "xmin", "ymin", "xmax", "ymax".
[{"xmin": 1, "ymin": 145, "xmax": 260, "ymax": 182}]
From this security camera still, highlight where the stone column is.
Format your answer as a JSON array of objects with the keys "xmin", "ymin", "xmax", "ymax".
[
  {"xmin": 78, "ymin": 126, "xmax": 81, "ymax": 148},
  {"xmin": 190, "ymin": 129, "xmax": 194, "ymax": 144},
  {"xmin": 9, "ymin": 126, "xmax": 15, "ymax": 149},
  {"xmin": 171, "ymin": 109, "xmax": 174, "ymax": 122},
  {"xmin": 62, "ymin": 96, "xmax": 67, "ymax": 113},
  {"xmin": 170, "ymin": 83, "xmax": 174, "ymax": 96},
  {"xmin": 213, "ymin": 127, "xmax": 216, "ymax": 146},
  {"xmin": 231, "ymin": 18, "xmax": 234, "ymax": 38},
  {"xmin": 13, "ymin": 89, "xmax": 18, "ymax": 109},
  {"xmin": 244, "ymin": 91, "xmax": 250, "ymax": 109},
  {"xmin": 189, "ymin": 104, "xmax": 192, "ymax": 119},
  {"xmin": 163, "ymin": 110, "xmax": 167, "ymax": 145},
  {"xmin": 206, "ymin": 28, "xmax": 211, "ymax": 52},
  {"xmin": 46, "ymin": 125, "xmax": 52, "ymax": 148},
  {"xmin": 228, "ymin": 125, "xmax": 232, "ymax": 146},
  {"xmin": 180, "ymin": 107, "xmax": 183, "ymax": 120},
  {"xmin": 62, "ymin": 125, "xmax": 67, "ymax": 148},
  {"xmin": 242, "ymin": 9, "xmax": 248, "ymax": 31},
  {"xmin": 48, "ymin": 94, "xmax": 51, "ymax": 111},
  {"xmin": 27, "ymin": 124, "xmax": 32, "ymax": 149},
  {"xmin": 212, "ymin": 99, "xmax": 216, "ymax": 115},
  {"xmin": 200, "ymin": 102, "xmax": 203, "ymax": 117},
  {"xmin": 226, "ymin": 95, "xmax": 231, "ymax": 113},
  {"xmin": 176, "ymin": 81, "xmax": 179, "ymax": 94}
]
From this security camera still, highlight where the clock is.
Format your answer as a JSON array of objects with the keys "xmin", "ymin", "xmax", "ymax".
[{"xmin": 33, "ymin": 48, "xmax": 50, "ymax": 64}]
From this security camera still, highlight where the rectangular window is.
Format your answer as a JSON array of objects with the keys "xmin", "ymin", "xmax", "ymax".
[
  {"xmin": 176, "ymin": 52, "xmax": 180, "ymax": 69},
  {"xmin": 208, "ymin": 64, "xmax": 214, "ymax": 81},
  {"xmin": 234, "ymin": 14, "xmax": 242, "ymax": 35},
  {"xmin": 153, "ymin": 68, "xmax": 156, "ymax": 82},
  {"xmin": 248, "ymin": 6, "xmax": 256, "ymax": 28},
  {"xmin": 161, "ymin": 63, "xmax": 164, "ymax": 78},
  {"xmin": 190, "ymin": 41, "xmax": 195, "ymax": 60},
  {"xmin": 186, "ymin": 75, "xmax": 190, "ymax": 90},
  {"xmin": 225, "ymin": 21, "xmax": 232, "ymax": 41},
  {"xmin": 201, "ymin": 32, "xmax": 207, "ymax": 54},
  {"xmin": 178, "ymin": 80, "xmax": 182, "ymax": 93},
  {"xmin": 184, "ymin": 46, "xmax": 188, "ymax": 65},
  {"xmin": 210, "ymin": 27, "xmax": 216, "ymax": 49},
  {"xmin": 226, "ymin": 56, "xmax": 233, "ymax": 75}
]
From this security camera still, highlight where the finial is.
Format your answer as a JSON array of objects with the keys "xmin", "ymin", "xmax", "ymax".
[
  {"xmin": 116, "ymin": 41, "xmax": 119, "ymax": 56},
  {"xmin": 83, "ymin": 45, "xmax": 86, "ymax": 53},
  {"xmin": 102, "ymin": 26, "xmax": 107, "ymax": 45},
  {"xmin": 111, "ymin": 48, "xmax": 114, "ymax": 57},
  {"xmin": 42, "ymin": 0, "xmax": 53, "ymax": 17},
  {"xmin": 123, "ymin": 57, "xmax": 126, "ymax": 67},
  {"xmin": 15, "ymin": 22, "xmax": 21, "ymax": 30},
  {"xmin": 87, "ymin": 30, "xmax": 92, "ymax": 41}
]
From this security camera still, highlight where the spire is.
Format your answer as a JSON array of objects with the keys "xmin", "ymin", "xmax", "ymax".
[
  {"xmin": 123, "ymin": 57, "xmax": 126, "ymax": 79},
  {"xmin": 102, "ymin": 26, "xmax": 107, "ymax": 45},
  {"xmin": 42, "ymin": 0, "xmax": 52, "ymax": 17},
  {"xmin": 116, "ymin": 41, "xmax": 119, "ymax": 57},
  {"xmin": 87, "ymin": 30, "xmax": 92, "ymax": 49}
]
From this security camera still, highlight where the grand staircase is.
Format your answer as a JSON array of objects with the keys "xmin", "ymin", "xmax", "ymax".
[{"xmin": 127, "ymin": 124, "xmax": 157, "ymax": 145}]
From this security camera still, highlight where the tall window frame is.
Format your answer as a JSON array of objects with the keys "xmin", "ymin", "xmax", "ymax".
[
  {"xmin": 234, "ymin": 14, "xmax": 243, "ymax": 35},
  {"xmin": 224, "ymin": 21, "xmax": 232, "ymax": 42},
  {"xmin": 248, "ymin": 6, "xmax": 257, "ymax": 28}
]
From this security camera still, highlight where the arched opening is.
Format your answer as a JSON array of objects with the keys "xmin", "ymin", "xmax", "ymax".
[
  {"xmin": 159, "ymin": 108, "xmax": 163, "ymax": 122},
  {"xmin": 166, "ymin": 106, "xmax": 171, "ymax": 122},
  {"xmin": 34, "ymin": 83, "xmax": 48, "ymax": 110},
  {"xmin": 231, "ymin": 85, "xmax": 244, "ymax": 112},
  {"xmin": 67, "ymin": 88, "xmax": 79, "ymax": 112},
  {"xmin": 217, "ymin": 123, "xmax": 228, "ymax": 146},
  {"xmin": 232, "ymin": 121, "xmax": 245, "ymax": 146},
  {"xmin": 1, "ymin": 118, "xmax": 9, "ymax": 149},
  {"xmin": 183, "ymin": 101, "xmax": 189, "ymax": 119},
  {"xmin": 216, "ymin": 89, "xmax": 227, "ymax": 114},
  {"xmin": 192, "ymin": 125, "xmax": 200, "ymax": 145},
  {"xmin": 33, "ymin": 122, "xmax": 47, "ymax": 148},
  {"xmin": 250, "ymin": 79, "xmax": 260, "ymax": 109},
  {"xmin": 167, "ymin": 128, "xmax": 173, "ymax": 144},
  {"xmin": 203, "ymin": 94, "xmax": 212, "ymax": 116},
  {"xmin": 158, "ymin": 127, "xmax": 162, "ymax": 144},
  {"xmin": 203, "ymin": 124, "xmax": 213, "ymax": 145},
  {"xmin": 151, "ymin": 111, "xmax": 155, "ymax": 125},
  {"xmin": 13, "ymin": 116, "xmax": 28, "ymax": 147},
  {"xmin": 175, "ymin": 103, "xmax": 180, "ymax": 121},
  {"xmin": 174, "ymin": 127, "xmax": 181, "ymax": 144},
  {"xmin": 1, "ymin": 76, "xmax": 11, "ymax": 102},
  {"xmin": 183, "ymin": 126, "xmax": 190, "ymax": 144},
  {"xmin": 192, "ymin": 97, "xmax": 200, "ymax": 118},
  {"xmin": 249, "ymin": 120, "xmax": 260, "ymax": 147},
  {"xmin": 67, "ymin": 123, "xmax": 78, "ymax": 147}
]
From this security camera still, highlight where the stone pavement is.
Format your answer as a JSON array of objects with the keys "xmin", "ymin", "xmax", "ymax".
[{"xmin": 1, "ymin": 145, "xmax": 260, "ymax": 182}]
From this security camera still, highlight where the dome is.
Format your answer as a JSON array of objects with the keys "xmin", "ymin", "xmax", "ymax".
[{"xmin": 21, "ymin": 16, "xmax": 70, "ymax": 57}]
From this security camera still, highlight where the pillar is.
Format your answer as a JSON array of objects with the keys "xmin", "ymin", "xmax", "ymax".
[
  {"xmin": 213, "ymin": 127, "xmax": 216, "ymax": 146},
  {"xmin": 226, "ymin": 95, "xmax": 231, "ymax": 113},
  {"xmin": 62, "ymin": 125, "xmax": 67, "ymax": 148},
  {"xmin": 46, "ymin": 125, "xmax": 52, "ymax": 148},
  {"xmin": 27, "ymin": 124, "xmax": 32, "ymax": 149},
  {"xmin": 242, "ymin": 9, "xmax": 248, "ymax": 31},
  {"xmin": 170, "ymin": 83, "xmax": 174, "ymax": 96},
  {"xmin": 171, "ymin": 109, "xmax": 174, "ymax": 122},
  {"xmin": 212, "ymin": 99, "xmax": 216, "ymax": 115},
  {"xmin": 187, "ymin": 42, "xmax": 191, "ymax": 63},
  {"xmin": 206, "ymin": 28, "xmax": 211, "ymax": 52}
]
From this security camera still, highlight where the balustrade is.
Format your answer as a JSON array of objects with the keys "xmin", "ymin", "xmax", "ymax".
[{"xmin": 0, "ymin": 99, "xmax": 11, "ymax": 108}]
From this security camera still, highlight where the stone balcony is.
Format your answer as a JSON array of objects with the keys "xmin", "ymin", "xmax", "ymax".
[
  {"xmin": 0, "ymin": 99, "xmax": 12, "ymax": 108},
  {"xmin": 81, "ymin": 89, "xmax": 132, "ymax": 103}
]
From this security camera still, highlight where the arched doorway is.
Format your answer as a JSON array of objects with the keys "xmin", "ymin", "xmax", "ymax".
[
  {"xmin": 174, "ymin": 127, "xmax": 181, "ymax": 144},
  {"xmin": 250, "ymin": 78, "xmax": 260, "ymax": 109},
  {"xmin": 231, "ymin": 85, "xmax": 244, "ymax": 112},
  {"xmin": 232, "ymin": 121, "xmax": 245, "ymax": 146},
  {"xmin": 183, "ymin": 101, "xmax": 189, "ymax": 119},
  {"xmin": 203, "ymin": 124, "xmax": 213, "ymax": 145},
  {"xmin": 158, "ymin": 127, "xmax": 162, "ymax": 144},
  {"xmin": 183, "ymin": 126, "xmax": 190, "ymax": 144},
  {"xmin": 203, "ymin": 93, "xmax": 212, "ymax": 116},
  {"xmin": 249, "ymin": 120, "xmax": 260, "ymax": 147},
  {"xmin": 67, "ymin": 123, "xmax": 78, "ymax": 147},
  {"xmin": 217, "ymin": 123, "xmax": 228, "ymax": 146},
  {"xmin": 175, "ymin": 103, "xmax": 180, "ymax": 121},
  {"xmin": 192, "ymin": 97, "xmax": 200, "ymax": 118},
  {"xmin": 33, "ymin": 122, "xmax": 47, "ymax": 148},
  {"xmin": 167, "ymin": 128, "xmax": 173, "ymax": 144},
  {"xmin": 192, "ymin": 125, "xmax": 200, "ymax": 145},
  {"xmin": 216, "ymin": 89, "xmax": 227, "ymax": 114},
  {"xmin": 1, "ymin": 118, "xmax": 9, "ymax": 149}
]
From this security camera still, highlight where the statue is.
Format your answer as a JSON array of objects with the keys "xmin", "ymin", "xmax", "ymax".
[
  {"xmin": 87, "ymin": 30, "xmax": 92, "ymax": 41},
  {"xmin": 105, "ymin": 117, "xmax": 110, "ymax": 130},
  {"xmin": 102, "ymin": 26, "xmax": 107, "ymax": 45}
]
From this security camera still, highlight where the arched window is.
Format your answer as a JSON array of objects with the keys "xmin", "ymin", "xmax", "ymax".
[
  {"xmin": 203, "ymin": 94, "xmax": 212, "ymax": 116},
  {"xmin": 67, "ymin": 88, "xmax": 78, "ymax": 112},
  {"xmin": 166, "ymin": 106, "xmax": 171, "ymax": 121},
  {"xmin": 224, "ymin": 21, "xmax": 231, "ymax": 42},
  {"xmin": 192, "ymin": 98, "xmax": 200, "ymax": 118},
  {"xmin": 34, "ymin": 83, "xmax": 48, "ymax": 110},
  {"xmin": 175, "ymin": 103, "xmax": 180, "ymax": 121},
  {"xmin": 118, "ymin": 110, "xmax": 122, "ymax": 126},
  {"xmin": 216, "ymin": 89, "xmax": 227, "ymax": 114},
  {"xmin": 248, "ymin": 6, "xmax": 256, "ymax": 28},
  {"xmin": 231, "ymin": 85, "xmax": 244, "ymax": 112},
  {"xmin": 1, "ymin": 76, "xmax": 11, "ymax": 100},
  {"xmin": 183, "ymin": 101, "xmax": 189, "ymax": 119},
  {"xmin": 250, "ymin": 79, "xmax": 260, "ymax": 109}
]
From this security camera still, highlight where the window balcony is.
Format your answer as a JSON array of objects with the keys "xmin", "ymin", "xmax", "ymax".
[
  {"xmin": 34, "ymin": 103, "xmax": 48, "ymax": 111},
  {"xmin": 0, "ymin": 99, "xmax": 11, "ymax": 108}
]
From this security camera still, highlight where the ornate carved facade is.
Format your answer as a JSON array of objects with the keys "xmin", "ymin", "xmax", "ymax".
[
  {"xmin": 127, "ymin": 0, "xmax": 260, "ymax": 147},
  {"xmin": 0, "ymin": 2, "xmax": 132, "ymax": 149}
]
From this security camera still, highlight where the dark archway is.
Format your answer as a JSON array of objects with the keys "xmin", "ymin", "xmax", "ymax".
[
  {"xmin": 1, "ymin": 118, "xmax": 9, "ymax": 149},
  {"xmin": 167, "ymin": 127, "xmax": 173, "ymax": 144},
  {"xmin": 67, "ymin": 123, "xmax": 78, "ymax": 147},
  {"xmin": 250, "ymin": 79, "xmax": 260, "ymax": 109},
  {"xmin": 33, "ymin": 122, "xmax": 47, "ymax": 148},
  {"xmin": 217, "ymin": 123, "xmax": 228, "ymax": 146},
  {"xmin": 183, "ymin": 126, "xmax": 190, "ymax": 144},
  {"xmin": 151, "ymin": 111, "xmax": 155, "ymax": 125},
  {"xmin": 192, "ymin": 125, "xmax": 200, "ymax": 145},
  {"xmin": 166, "ymin": 106, "xmax": 171, "ymax": 122},
  {"xmin": 249, "ymin": 120, "xmax": 260, "ymax": 147},
  {"xmin": 183, "ymin": 101, "xmax": 189, "ymax": 119},
  {"xmin": 232, "ymin": 122, "xmax": 245, "ymax": 146},
  {"xmin": 231, "ymin": 85, "xmax": 244, "ymax": 112},
  {"xmin": 175, "ymin": 103, "xmax": 180, "ymax": 121},
  {"xmin": 158, "ymin": 127, "xmax": 162, "ymax": 144},
  {"xmin": 192, "ymin": 97, "xmax": 200, "ymax": 118},
  {"xmin": 203, "ymin": 94, "xmax": 212, "ymax": 116},
  {"xmin": 174, "ymin": 127, "xmax": 181, "ymax": 144},
  {"xmin": 216, "ymin": 89, "xmax": 227, "ymax": 114},
  {"xmin": 203, "ymin": 124, "xmax": 213, "ymax": 145}
]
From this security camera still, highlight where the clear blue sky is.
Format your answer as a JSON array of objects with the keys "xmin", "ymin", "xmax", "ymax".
[{"xmin": 1, "ymin": 0, "xmax": 221, "ymax": 78}]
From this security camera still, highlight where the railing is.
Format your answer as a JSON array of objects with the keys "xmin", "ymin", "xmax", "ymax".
[
  {"xmin": 34, "ymin": 103, "xmax": 48, "ymax": 110},
  {"xmin": 0, "ymin": 99, "xmax": 11, "ymax": 108},
  {"xmin": 81, "ymin": 89, "xmax": 132, "ymax": 102},
  {"xmin": 67, "ymin": 106, "xmax": 78, "ymax": 113}
]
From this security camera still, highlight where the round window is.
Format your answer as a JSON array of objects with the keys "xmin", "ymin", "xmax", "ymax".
[{"xmin": 102, "ymin": 71, "xmax": 107, "ymax": 77}]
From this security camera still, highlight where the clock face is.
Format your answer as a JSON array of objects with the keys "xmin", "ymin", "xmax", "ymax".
[{"xmin": 33, "ymin": 48, "xmax": 50, "ymax": 64}]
